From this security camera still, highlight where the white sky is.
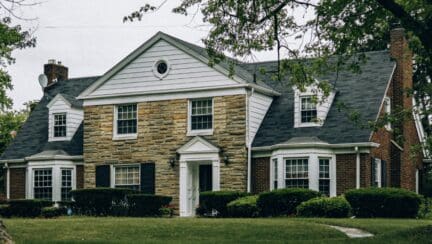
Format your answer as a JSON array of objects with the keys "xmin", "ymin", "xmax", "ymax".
[{"xmin": 6, "ymin": 0, "xmax": 280, "ymax": 109}]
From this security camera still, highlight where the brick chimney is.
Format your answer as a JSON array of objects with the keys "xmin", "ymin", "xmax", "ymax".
[{"xmin": 44, "ymin": 59, "xmax": 68, "ymax": 86}]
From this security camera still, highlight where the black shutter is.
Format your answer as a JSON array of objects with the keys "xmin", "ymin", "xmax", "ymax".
[
  {"xmin": 371, "ymin": 157, "xmax": 376, "ymax": 187},
  {"xmin": 141, "ymin": 163, "xmax": 155, "ymax": 194},
  {"xmin": 96, "ymin": 165, "xmax": 110, "ymax": 187},
  {"xmin": 381, "ymin": 160, "xmax": 387, "ymax": 187}
]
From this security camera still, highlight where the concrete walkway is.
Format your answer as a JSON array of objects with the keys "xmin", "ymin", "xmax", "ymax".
[{"xmin": 327, "ymin": 225, "xmax": 374, "ymax": 238}]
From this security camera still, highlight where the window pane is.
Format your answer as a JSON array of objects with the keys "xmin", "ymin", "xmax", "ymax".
[
  {"xmin": 319, "ymin": 159, "xmax": 330, "ymax": 196},
  {"xmin": 117, "ymin": 104, "xmax": 137, "ymax": 135},
  {"xmin": 54, "ymin": 113, "xmax": 67, "ymax": 137},
  {"xmin": 300, "ymin": 96, "xmax": 317, "ymax": 123},
  {"xmin": 285, "ymin": 158, "xmax": 309, "ymax": 189},
  {"xmin": 34, "ymin": 169, "xmax": 52, "ymax": 201},
  {"xmin": 115, "ymin": 166, "xmax": 140, "ymax": 190},
  {"xmin": 191, "ymin": 99, "xmax": 213, "ymax": 130},
  {"xmin": 61, "ymin": 169, "xmax": 72, "ymax": 201}
]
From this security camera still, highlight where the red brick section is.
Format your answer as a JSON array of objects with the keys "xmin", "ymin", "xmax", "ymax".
[
  {"xmin": 369, "ymin": 28, "xmax": 422, "ymax": 191},
  {"xmin": 76, "ymin": 165, "xmax": 84, "ymax": 189},
  {"xmin": 251, "ymin": 157, "xmax": 270, "ymax": 194},
  {"xmin": 9, "ymin": 168, "xmax": 25, "ymax": 199},
  {"xmin": 336, "ymin": 154, "xmax": 372, "ymax": 195}
]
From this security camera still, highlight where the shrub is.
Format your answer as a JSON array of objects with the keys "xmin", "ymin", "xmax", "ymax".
[
  {"xmin": 6, "ymin": 199, "xmax": 53, "ymax": 217},
  {"xmin": 296, "ymin": 197, "xmax": 352, "ymax": 218},
  {"xmin": 71, "ymin": 188, "xmax": 138, "ymax": 216},
  {"xmin": 0, "ymin": 204, "xmax": 11, "ymax": 218},
  {"xmin": 199, "ymin": 191, "xmax": 249, "ymax": 217},
  {"xmin": 419, "ymin": 198, "xmax": 432, "ymax": 219},
  {"xmin": 345, "ymin": 187, "xmax": 422, "ymax": 218},
  {"xmin": 257, "ymin": 188, "xmax": 321, "ymax": 216},
  {"xmin": 41, "ymin": 207, "xmax": 66, "ymax": 218},
  {"xmin": 227, "ymin": 195, "xmax": 259, "ymax": 217},
  {"xmin": 127, "ymin": 194, "xmax": 172, "ymax": 217}
]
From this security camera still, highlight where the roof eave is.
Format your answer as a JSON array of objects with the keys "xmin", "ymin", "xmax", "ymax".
[{"xmin": 252, "ymin": 142, "xmax": 379, "ymax": 151}]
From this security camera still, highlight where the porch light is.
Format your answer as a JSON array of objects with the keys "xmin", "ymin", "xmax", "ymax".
[
  {"xmin": 168, "ymin": 157, "xmax": 176, "ymax": 168},
  {"xmin": 223, "ymin": 154, "xmax": 229, "ymax": 165}
]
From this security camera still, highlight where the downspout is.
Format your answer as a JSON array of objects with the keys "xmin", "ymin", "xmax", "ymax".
[
  {"xmin": 5, "ymin": 163, "xmax": 10, "ymax": 199},
  {"xmin": 355, "ymin": 146, "xmax": 360, "ymax": 189},
  {"xmin": 246, "ymin": 88, "xmax": 255, "ymax": 193}
]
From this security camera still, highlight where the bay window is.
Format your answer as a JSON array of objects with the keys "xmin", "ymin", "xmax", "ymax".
[
  {"xmin": 285, "ymin": 158, "xmax": 309, "ymax": 189},
  {"xmin": 319, "ymin": 158, "xmax": 330, "ymax": 196},
  {"xmin": 34, "ymin": 169, "xmax": 53, "ymax": 201},
  {"xmin": 61, "ymin": 169, "xmax": 73, "ymax": 201}
]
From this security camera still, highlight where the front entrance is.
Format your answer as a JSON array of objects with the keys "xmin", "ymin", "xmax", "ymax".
[{"xmin": 178, "ymin": 136, "xmax": 221, "ymax": 217}]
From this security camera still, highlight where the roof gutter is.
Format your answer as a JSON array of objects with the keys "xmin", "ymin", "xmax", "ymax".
[
  {"xmin": 0, "ymin": 158, "xmax": 26, "ymax": 164},
  {"xmin": 252, "ymin": 142, "xmax": 379, "ymax": 151},
  {"xmin": 24, "ymin": 155, "xmax": 83, "ymax": 162}
]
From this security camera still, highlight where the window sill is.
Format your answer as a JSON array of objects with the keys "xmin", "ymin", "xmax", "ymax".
[
  {"xmin": 48, "ymin": 137, "xmax": 70, "ymax": 142},
  {"xmin": 295, "ymin": 122, "xmax": 322, "ymax": 128},
  {"xmin": 187, "ymin": 129, "xmax": 213, "ymax": 136},
  {"xmin": 112, "ymin": 134, "xmax": 138, "ymax": 141}
]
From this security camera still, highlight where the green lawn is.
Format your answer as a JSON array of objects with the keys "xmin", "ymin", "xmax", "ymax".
[{"xmin": 3, "ymin": 217, "xmax": 432, "ymax": 243}]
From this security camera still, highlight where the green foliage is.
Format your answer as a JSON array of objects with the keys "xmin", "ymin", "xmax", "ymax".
[
  {"xmin": 257, "ymin": 188, "xmax": 322, "ymax": 217},
  {"xmin": 3, "ymin": 199, "xmax": 53, "ymax": 217},
  {"xmin": 198, "ymin": 191, "xmax": 249, "ymax": 217},
  {"xmin": 127, "ymin": 194, "xmax": 172, "ymax": 217},
  {"xmin": 418, "ymin": 197, "xmax": 432, "ymax": 219},
  {"xmin": 296, "ymin": 197, "xmax": 352, "ymax": 218},
  {"xmin": 71, "ymin": 188, "xmax": 138, "ymax": 216},
  {"xmin": 226, "ymin": 195, "xmax": 259, "ymax": 217},
  {"xmin": 41, "ymin": 207, "xmax": 66, "ymax": 218},
  {"xmin": 345, "ymin": 187, "xmax": 422, "ymax": 218}
]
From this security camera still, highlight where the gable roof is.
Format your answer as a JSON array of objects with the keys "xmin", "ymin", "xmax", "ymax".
[
  {"xmin": 243, "ymin": 50, "xmax": 396, "ymax": 147},
  {"xmin": 0, "ymin": 76, "xmax": 99, "ymax": 161},
  {"xmin": 78, "ymin": 32, "xmax": 278, "ymax": 100}
]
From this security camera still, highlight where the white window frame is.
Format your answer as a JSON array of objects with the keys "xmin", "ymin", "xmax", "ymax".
[
  {"xmin": 373, "ymin": 158, "xmax": 382, "ymax": 187},
  {"xmin": 60, "ymin": 168, "xmax": 73, "ymax": 201},
  {"xmin": 111, "ymin": 164, "xmax": 141, "ymax": 189},
  {"xmin": 318, "ymin": 158, "xmax": 331, "ymax": 196},
  {"xmin": 300, "ymin": 96, "xmax": 318, "ymax": 124},
  {"xmin": 152, "ymin": 58, "xmax": 171, "ymax": 79},
  {"xmin": 187, "ymin": 98, "xmax": 214, "ymax": 136},
  {"xmin": 284, "ymin": 158, "xmax": 310, "ymax": 189},
  {"xmin": 384, "ymin": 96, "xmax": 392, "ymax": 131},
  {"xmin": 53, "ymin": 112, "xmax": 67, "ymax": 138},
  {"xmin": 113, "ymin": 104, "xmax": 138, "ymax": 140},
  {"xmin": 270, "ymin": 158, "xmax": 279, "ymax": 190},
  {"xmin": 33, "ymin": 168, "xmax": 53, "ymax": 201},
  {"xmin": 26, "ymin": 162, "xmax": 77, "ymax": 202}
]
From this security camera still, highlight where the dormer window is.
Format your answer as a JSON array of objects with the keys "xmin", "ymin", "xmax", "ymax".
[
  {"xmin": 300, "ymin": 96, "xmax": 317, "ymax": 123},
  {"xmin": 53, "ymin": 113, "xmax": 67, "ymax": 138}
]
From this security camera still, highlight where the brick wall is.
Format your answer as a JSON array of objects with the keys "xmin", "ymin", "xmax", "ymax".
[
  {"xmin": 83, "ymin": 95, "xmax": 247, "ymax": 208},
  {"xmin": 9, "ymin": 168, "xmax": 25, "ymax": 199},
  {"xmin": 336, "ymin": 153, "xmax": 371, "ymax": 195},
  {"xmin": 76, "ymin": 165, "xmax": 84, "ymax": 189},
  {"xmin": 251, "ymin": 157, "xmax": 270, "ymax": 193}
]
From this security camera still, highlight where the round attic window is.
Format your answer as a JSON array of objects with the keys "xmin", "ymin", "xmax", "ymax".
[{"xmin": 153, "ymin": 59, "xmax": 170, "ymax": 79}]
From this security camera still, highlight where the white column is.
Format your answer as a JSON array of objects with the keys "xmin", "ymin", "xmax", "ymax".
[
  {"xmin": 6, "ymin": 164, "xmax": 10, "ymax": 199},
  {"xmin": 355, "ymin": 147, "xmax": 360, "ymax": 189},
  {"xmin": 26, "ymin": 167, "xmax": 31, "ymax": 199},
  {"xmin": 416, "ymin": 169, "xmax": 419, "ymax": 194},
  {"xmin": 330, "ymin": 156, "xmax": 337, "ymax": 197},
  {"xmin": 212, "ymin": 160, "xmax": 220, "ymax": 191},
  {"xmin": 309, "ymin": 155, "xmax": 319, "ymax": 192},
  {"xmin": 277, "ymin": 156, "xmax": 284, "ymax": 189},
  {"xmin": 179, "ymin": 161, "xmax": 188, "ymax": 217},
  {"xmin": 52, "ymin": 166, "xmax": 61, "ymax": 202}
]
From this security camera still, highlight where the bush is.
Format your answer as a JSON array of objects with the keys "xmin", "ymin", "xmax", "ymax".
[
  {"xmin": 227, "ymin": 195, "xmax": 259, "ymax": 217},
  {"xmin": 0, "ymin": 204, "xmax": 11, "ymax": 218},
  {"xmin": 345, "ymin": 187, "xmax": 422, "ymax": 218},
  {"xmin": 198, "ymin": 191, "xmax": 249, "ymax": 217},
  {"xmin": 257, "ymin": 188, "xmax": 321, "ymax": 216},
  {"xmin": 127, "ymin": 194, "xmax": 172, "ymax": 217},
  {"xmin": 71, "ymin": 188, "xmax": 138, "ymax": 216},
  {"xmin": 41, "ymin": 207, "xmax": 66, "ymax": 218},
  {"xmin": 6, "ymin": 199, "xmax": 53, "ymax": 217},
  {"xmin": 419, "ymin": 198, "xmax": 432, "ymax": 219},
  {"xmin": 296, "ymin": 197, "xmax": 352, "ymax": 218}
]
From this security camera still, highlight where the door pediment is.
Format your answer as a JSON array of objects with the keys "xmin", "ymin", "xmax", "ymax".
[{"xmin": 177, "ymin": 136, "xmax": 220, "ymax": 154}]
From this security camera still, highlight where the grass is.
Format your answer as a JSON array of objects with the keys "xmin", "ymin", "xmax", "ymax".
[{"xmin": 2, "ymin": 217, "xmax": 432, "ymax": 243}]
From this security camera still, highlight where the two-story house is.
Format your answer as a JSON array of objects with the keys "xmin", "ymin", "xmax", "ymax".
[{"xmin": 0, "ymin": 28, "xmax": 427, "ymax": 216}]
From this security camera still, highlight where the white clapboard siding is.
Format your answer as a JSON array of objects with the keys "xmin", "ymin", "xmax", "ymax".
[
  {"xmin": 249, "ymin": 92, "xmax": 273, "ymax": 144},
  {"xmin": 90, "ymin": 40, "xmax": 239, "ymax": 97},
  {"xmin": 48, "ymin": 98, "xmax": 83, "ymax": 141}
]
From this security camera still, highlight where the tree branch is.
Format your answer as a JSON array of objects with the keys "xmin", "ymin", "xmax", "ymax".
[{"xmin": 258, "ymin": 0, "xmax": 317, "ymax": 24}]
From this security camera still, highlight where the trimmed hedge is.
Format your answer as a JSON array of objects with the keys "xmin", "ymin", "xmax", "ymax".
[
  {"xmin": 71, "ymin": 188, "xmax": 138, "ymax": 216},
  {"xmin": 227, "ymin": 195, "xmax": 259, "ymax": 217},
  {"xmin": 345, "ymin": 187, "xmax": 422, "ymax": 218},
  {"xmin": 5, "ymin": 199, "xmax": 53, "ymax": 217},
  {"xmin": 127, "ymin": 194, "xmax": 172, "ymax": 216},
  {"xmin": 257, "ymin": 188, "xmax": 322, "ymax": 216},
  {"xmin": 296, "ymin": 197, "xmax": 352, "ymax": 218},
  {"xmin": 198, "ymin": 191, "xmax": 249, "ymax": 217},
  {"xmin": 41, "ymin": 207, "xmax": 66, "ymax": 218}
]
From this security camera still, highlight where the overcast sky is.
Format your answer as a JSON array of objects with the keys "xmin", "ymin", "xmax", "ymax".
[{"xmin": 7, "ymin": 0, "xmax": 278, "ymax": 110}]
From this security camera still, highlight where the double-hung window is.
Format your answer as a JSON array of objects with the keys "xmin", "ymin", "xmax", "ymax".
[
  {"xmin": 115, "ymin": 165, "xmax": 140, "ymax": 190},
  {"xmin": 53, "ymin": 113, "xmax": 67, "ymax": 137},
  {"xmin": 285, "ymin": 158, "xmax": 309, "ymax": 189},
  {"xmin": 319, "ymin": 159, "xmax": 331, "ymax": 196},
  {"xmin": 61, "ymin": 169, "xmax": 73, "ymax": 201},
  {"xmin": 116, "ymin": 104, "xmax": 137, "ymax": 136},
  {"xmin": 34, "ymin": 169, "xmax": 53, "ymax": 201},
  {"xmin": 300, "ymin": 96, "xmax": 317, "ymax": 123},
  {"xmin": 190, "ymin": 98, "xmax": 213, "ymax": 132}
]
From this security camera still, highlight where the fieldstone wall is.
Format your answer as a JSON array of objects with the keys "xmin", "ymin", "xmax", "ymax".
[{"xmin": 83, "ymin": 95, "xmax": 247, "ymax": 207}]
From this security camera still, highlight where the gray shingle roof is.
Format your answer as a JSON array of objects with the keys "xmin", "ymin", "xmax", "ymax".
[
  {"xmin": 0, "ymin": 76, "xmax": 99, "ymax": 160},
  {"xmin": 241, "ymin": 50, "xmax": 395, "ymax": 147}
]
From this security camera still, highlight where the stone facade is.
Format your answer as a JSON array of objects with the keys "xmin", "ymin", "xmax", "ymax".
[{"xmin": 83, "ymin": 94, "xmax": 247, "ymax": 207}]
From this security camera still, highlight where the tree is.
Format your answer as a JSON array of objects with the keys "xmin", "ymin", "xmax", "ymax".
[{"xmin": 0, "ymin": 0, "xmax": 36, "ymax": 111}]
